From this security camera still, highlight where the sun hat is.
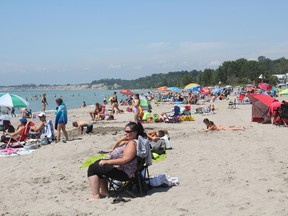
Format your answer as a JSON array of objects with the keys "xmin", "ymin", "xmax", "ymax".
[
  {"xmin": 38, "ymin": 112, "xmax": 46, "ymax": 117},
  {"xmin": 19, "ymin": 117, "xmax": 27, "ymax": 124}
]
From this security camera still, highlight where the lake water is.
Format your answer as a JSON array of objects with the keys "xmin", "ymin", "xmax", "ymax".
[{"xmin": 4, "ymin": 89, "xmax": 145, "ymax": 114}]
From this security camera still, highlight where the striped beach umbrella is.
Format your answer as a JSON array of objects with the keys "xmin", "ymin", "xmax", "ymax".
[
  {"xmin": 184, "ymin": 83, "xmax": 200, "ymax": 89},
  {"xmin": 0, "ymin": 93, "xmax": 30, "ymax": 108}
]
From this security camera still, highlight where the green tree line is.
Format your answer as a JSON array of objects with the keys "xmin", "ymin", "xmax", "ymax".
[{"xmin": 91, "ymin": 56, "xmax": 288, "ymax": 89}]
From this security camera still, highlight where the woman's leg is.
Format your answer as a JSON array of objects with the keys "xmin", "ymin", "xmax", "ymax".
[
  {"xmin": 61, "ymin": 124, "xmax": 68, "ymax": 141},
  {"xmin": 56, "ymin": 124, "xmax": 61, "ymax": 142},
  {"xmin": 57, "ymin": 123, "xmax": 68, "ymax": 142},
  {"xmin": 87, "ymin": 175, "xmax": 101, "ymax": 201},
  {"xmin": 134, "ymin": 112, "xmax": 138, "ymax": 122},
  {"xmin": 99, "ymin": 178, "xmax": 109, "ymax": 196}
]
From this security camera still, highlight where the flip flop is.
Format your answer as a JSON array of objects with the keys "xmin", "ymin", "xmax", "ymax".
[
  {"xmin": 111, "ymin": 197, "xmax": 131, "ymax": 204},
  {"xmin": 98, "ymin": 150, "xmax": 109, "ymax": 154}
]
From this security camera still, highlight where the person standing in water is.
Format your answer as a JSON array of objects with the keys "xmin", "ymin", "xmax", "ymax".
[{"xmin": 41, "ymin": 94, "xmax": 48, "ymax": 112}]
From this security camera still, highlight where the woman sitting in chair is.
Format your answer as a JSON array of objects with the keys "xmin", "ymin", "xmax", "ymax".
[
  {"xmin": 87, "ymin": 122, "xmax": 146, "ymax": 201},
  {"xmin": 4, "ymin": 117, "xmax": 35, "ymax": 143}
]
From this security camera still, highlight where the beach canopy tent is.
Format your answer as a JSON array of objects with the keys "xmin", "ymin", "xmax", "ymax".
[
  {"xmin": 247, "ymin": 94, "xmax": 278, "ymax": 123},
  {"xmin": 0, "ymin": 93, "xmax": 29, "ymax": 108},
  {"xmin": 140, "ymin": 95, "xmax": 152, "ymax": 111}
]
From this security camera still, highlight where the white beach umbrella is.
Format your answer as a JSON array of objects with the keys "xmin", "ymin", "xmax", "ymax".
[{"xmin": 0, "ymin": 93, "xmax": 29, "ymax": 108}]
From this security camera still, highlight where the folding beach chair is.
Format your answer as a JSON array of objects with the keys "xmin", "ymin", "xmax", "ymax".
[
  {"xmin": 163, "ymin": 105, "xmax": 181, "ymax": 123},
  {"xmin": 238, "ymin": 93, "xmax": 245, "ymax": 103},
  {"xmin": 6, "ymin": 121, "xmax": 35, "ymax": 148},
  {"xmin": 107, "ymin": 135, "xmax": 152, "ymax": 198}
]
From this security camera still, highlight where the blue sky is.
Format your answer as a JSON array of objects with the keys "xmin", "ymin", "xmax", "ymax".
[{"xmin": 1, "ymin": 0, "xmax": 288, "ymax": 85}]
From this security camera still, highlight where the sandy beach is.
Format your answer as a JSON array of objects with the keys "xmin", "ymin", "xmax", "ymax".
[{"xmin": 1, "ymin": 96, "xmax": 288, "ymax": 216}]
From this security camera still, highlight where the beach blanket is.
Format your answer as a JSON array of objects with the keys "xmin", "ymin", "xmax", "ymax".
[{"xmin": 0, "ymin": 147, "xmax": 35, "ymax": 157}]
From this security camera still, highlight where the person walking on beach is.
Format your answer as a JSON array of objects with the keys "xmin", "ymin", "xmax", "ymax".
[
  {"xmin": 132, "ymin": 93, "xmax": 140, "ymax": 122},
  {"xmin": 55, "ymin": 98, "xmax": 68, "ymax": 143},
  {"xmin": 41, "ymin": 94, "xmax": 48, "ymax": 112},
  {"xmin": 110, "ymin": 92, "xmax": 121, "ymax": 114}
]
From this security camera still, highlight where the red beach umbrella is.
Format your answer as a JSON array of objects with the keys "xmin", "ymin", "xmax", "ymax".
[
  {"xmin": 120, "ymin": 89, "xmax": 134, "ymax": 95},
  {"xmin": 258, "ymin": 83, "xmax": 272, "ymax": 91},
  {"xmin": 200, "ymin": 87, "xmax": 211, "ymax": 94}
]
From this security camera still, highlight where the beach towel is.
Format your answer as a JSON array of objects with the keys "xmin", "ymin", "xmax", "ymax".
[
  {"xmin": 152, "ymin": 152, "xmax": 167, "ymax": 162},
  {"xmin": 80, "ymin": 154, "xmax": 107, "ymax": 168},
  {"xmin": 0, "ymin": 147, "xmax": 35, "ymax": 157}
]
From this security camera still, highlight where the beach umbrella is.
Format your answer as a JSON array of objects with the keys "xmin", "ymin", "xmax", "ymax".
[
  {"xmin": 119, "ymin": 89, "xmax": 134, "ymax": 95},
  {"xmin": 200, "ymin": 87, "xmax": 211, "ymax": 94},
  {"xmin": 167, "ymin": 87, "xmax": 181, "ymax": 92},
  {"xmin": 184, "ymin": 83, "xmax": 200, "ymax": 89},
  {"xmin": 187, "ymin": 86, "xmax": 201, "ymax": 92},
  {"xmin": 279, "ymin": 88, "xmax": 288, "ymax": 95},
  {"xmin": 225, "ymin": 85, "xmax": 233, "ymax": 89},
  {"xmin": 157, "ymin": 86, "xmax": 169, "ymax": 91},
  {"xmin": 258, "ymin": 83, "xmax": 272, "ymax": 91},
  {"xmin": 0, "ymin": 93, "xmax": 29, "ymax": 108},
  {"xmin": 211, "ymin": 87, "xmax": 222, "ymax": 94}
]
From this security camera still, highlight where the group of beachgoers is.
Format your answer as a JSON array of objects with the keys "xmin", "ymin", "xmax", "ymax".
[{"xmin": 1, "ymin": 97, "xmax": 68, "ymax": 146}]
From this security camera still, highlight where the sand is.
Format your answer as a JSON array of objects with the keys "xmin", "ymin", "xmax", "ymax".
[{"xmin": 1, "ymin": 95, "xmax": 288, "ymax": 216}]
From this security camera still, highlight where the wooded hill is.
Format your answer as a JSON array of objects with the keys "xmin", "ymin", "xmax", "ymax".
[{"xmin": 91, "ymin": 56, "xmax": 288, "ymax": 89}]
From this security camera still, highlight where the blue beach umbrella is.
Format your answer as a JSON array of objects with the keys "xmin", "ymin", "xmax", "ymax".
[
  {"xmin": 187, "ymin": 86, "xmax": 201, "ymax": 92},
  {"xmin": 167, "ymin": 87, "xmax": 181, "ymax": 92},
  {"xmin": 211, "ymin": 87, "xmax": 222, "ymax": 94}
]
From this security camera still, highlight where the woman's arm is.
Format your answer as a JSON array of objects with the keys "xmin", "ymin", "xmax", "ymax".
[
  {"xmin": 7, "ymin": 127, "xmax": 23, "ymax": 137},
  {"xmin": 33, "ymin": 122, "xmax": 45, "ymax": 132},
  {"xmin": 101, "ymin": 140, "xmax": 136, "ymax": 165}
]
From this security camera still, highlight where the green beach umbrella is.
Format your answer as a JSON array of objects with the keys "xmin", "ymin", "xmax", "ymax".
[{"xmin": 0, "ymin": 93, "xmax": 30, "ymax": 108}]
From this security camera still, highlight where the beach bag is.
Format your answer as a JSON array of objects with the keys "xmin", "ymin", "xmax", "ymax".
[{"xmin": 86, "ymin": 124, "xmax": 93, "ymax": 133}]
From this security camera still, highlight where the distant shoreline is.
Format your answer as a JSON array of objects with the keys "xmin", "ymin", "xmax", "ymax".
[{"xmin": 0, "ymin": 83, "xmax": 109, "ymax": 92}]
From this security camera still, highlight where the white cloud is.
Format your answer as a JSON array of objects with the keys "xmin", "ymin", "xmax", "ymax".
[{"xmin": 108, "ymin": 64, "xmax": 125, "ymax": 69}]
